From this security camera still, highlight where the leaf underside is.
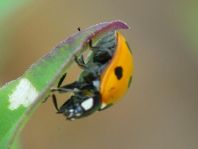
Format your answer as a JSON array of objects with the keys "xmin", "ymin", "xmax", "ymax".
[{"xmin": 0, "ymin": 20, "xmax": 129, "ymax": 148}]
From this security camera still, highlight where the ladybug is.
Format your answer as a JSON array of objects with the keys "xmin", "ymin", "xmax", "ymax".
[{"xmin": 51, "ymin": 31, "xmax": 134, "ymax": 120}]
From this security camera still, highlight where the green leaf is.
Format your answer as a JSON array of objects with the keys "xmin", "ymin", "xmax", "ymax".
[{"xmin": 0, "ymin": 20, "xmax": 129, "ymax": 148}]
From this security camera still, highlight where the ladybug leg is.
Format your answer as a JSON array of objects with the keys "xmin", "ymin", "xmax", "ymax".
[
  {"xmin": 74, "ymin": 55, "xmax": 88, "ymax": 69},
  {"xmin": 89, "ymin": 39, "xmax": 99, "ymax": 49},
  {"xmin": 89, "ymin": 39, "xmax": 113, "ymax": 55},
  {"xmin": 52, "ymin": 94, "xmax": 61, "ymax": 113},
  {"xmin": 57, "ymin": 73, "xmax": 67, "ymax": 87},
  {"xmin": 60, "ymin": 81, "xmax": 94, "ymax": 91},
  {"xmin": 44, "ymin": 73, "xmax": 67, "ymax": 103},
  {"xmin": 52, "ymin": 81, "xmax": 92, "ymax": 93},
  {"xmin": 51, "ymin": 73, "xmax": 70, "ymax": 92},
  {"xmin": 42, "ymin": 95, "xmax": 50, "ymax": 103},
  {"xmin": 51, "ymin": 81, "xmax": 79, "ymax": 93}
]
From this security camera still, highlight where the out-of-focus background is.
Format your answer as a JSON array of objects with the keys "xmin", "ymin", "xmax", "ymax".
[{"xmin": 1, "ymin": 0, "xmax": 198, "ymax": 149}]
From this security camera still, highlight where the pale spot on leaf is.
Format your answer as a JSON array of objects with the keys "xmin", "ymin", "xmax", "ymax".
[{"xmin": 8, "ymin": 78, "xmax": 39, "ymax": 110}]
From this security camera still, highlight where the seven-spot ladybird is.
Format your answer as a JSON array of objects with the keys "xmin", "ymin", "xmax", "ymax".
[{"xmin": 51, "ymin": 31, "xmax": 134, "ymax": 120}]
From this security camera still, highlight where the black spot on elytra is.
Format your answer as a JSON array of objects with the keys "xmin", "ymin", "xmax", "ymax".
[{"xmin": 114, "ymin": 66, "xmax": 123, "ymax": 80}]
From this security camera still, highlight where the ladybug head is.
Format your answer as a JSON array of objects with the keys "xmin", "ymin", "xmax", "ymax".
[{"xmin": 59, "ymin": 93, "xmax": 101, "ymax": 120}]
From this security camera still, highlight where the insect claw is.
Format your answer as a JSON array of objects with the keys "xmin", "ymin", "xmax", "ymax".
[
  {"xmin": 51, "ymin": 87, "xmax": 57, "ymax": 92},
  {"xmin": 77, "ymin": 27, "xmax": 81, "ymax": 31}
]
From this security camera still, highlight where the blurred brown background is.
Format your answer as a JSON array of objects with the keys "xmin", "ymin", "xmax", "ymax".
[{"xmin": 0, "ymin": 0, "xmax": 198, "ymax": 149}]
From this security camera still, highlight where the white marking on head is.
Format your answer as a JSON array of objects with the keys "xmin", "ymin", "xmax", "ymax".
[
  {"xmin": 8, "ymin": 78, "xmax": 39, "ymax": 110},
  {"xmin": 69, "ymin": 109, "xmax": 74, "ymax": 113},
  {"xmin": 81, "ymin": 98, "xmax": 94, "ymax": 111},
  {"xmin": 93, "ymin": 80, "xmax": 100, "ymax": 90}
]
